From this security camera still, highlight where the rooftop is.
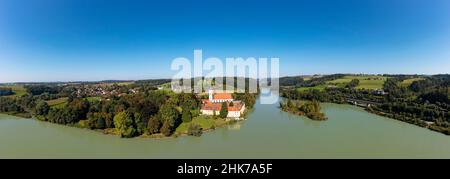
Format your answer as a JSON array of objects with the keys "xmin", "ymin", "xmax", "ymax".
[{"xmin": 201, "ymin": 101, "xmax": 244, "ymax": 111}]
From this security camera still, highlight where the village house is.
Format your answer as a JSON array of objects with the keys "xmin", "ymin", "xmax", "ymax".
[{"xmin": 200, "ymin": 90, "xmax": 246, "ymax": 119}]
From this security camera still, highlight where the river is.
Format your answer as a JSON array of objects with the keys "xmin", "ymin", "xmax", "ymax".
[{"xmin": 1, "ymin": 97, "xmax": 450, "ymax": 158}]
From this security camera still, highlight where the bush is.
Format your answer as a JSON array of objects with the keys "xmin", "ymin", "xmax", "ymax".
[
  {"xmin": 148, "ymin": 115, "xmax": 162, "ymax": 134},
  {"xmin": 187, "ymin": 123, "xmax": 203, "ymax": 137},
  {"xmin": 35, "ymin": 100, "xmax": 50, "ymax": 116},
  {"xmin": 113, "ymin": 111, "xmax": 137, "ymax": 138},
  {"xmin": 182, "ymin": 108, "xmax": 192, "ymax": 122},
  {"xmin": 160, "ymin": 120, "xmax": 172, "ymax": 136},
  {"xmin": 219, "ymin": 102, "xmax": 228, "ymax": 118}
]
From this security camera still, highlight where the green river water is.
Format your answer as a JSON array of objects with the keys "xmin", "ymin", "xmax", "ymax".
[{"xmin": 1, "ymin": 97, "xmax": 450, "ymax": 158}]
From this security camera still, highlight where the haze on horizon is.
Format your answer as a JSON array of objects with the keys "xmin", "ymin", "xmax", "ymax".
[{"xmin": 1, "ymin": 0, "xmax": 449, "ymax": 83}]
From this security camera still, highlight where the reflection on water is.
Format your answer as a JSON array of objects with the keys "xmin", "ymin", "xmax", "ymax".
[{"xmin": 227, "ymin": 122, "xmax": 242, "ymax": 130}]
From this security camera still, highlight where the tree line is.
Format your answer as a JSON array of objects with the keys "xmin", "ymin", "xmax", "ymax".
[{"xmin": 0, "ymin": 88, "xmax": 14, "ymax": 96}]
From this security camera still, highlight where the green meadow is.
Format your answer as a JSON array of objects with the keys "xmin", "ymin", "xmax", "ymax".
[
  {"xmin": 296, "ymin": 75, "xmax": 388, "ymax": 91},
  {"xmin": 1, "ymin": 85, "xmax": 27, "ymax": 97},
  {"xmin": 47, "ymin": 97, "xmax": 68, "ymax": 109},
  {"xmin": 175, "ymin": 116, "xmax": 229, "ymax": 134},
  {"xmin": 400, "ymin": 78, "xmax": 425, "ymax": 87},
  {"xmin": 296, "ymin": 85, "xmax": 327, "ymax": 92}
]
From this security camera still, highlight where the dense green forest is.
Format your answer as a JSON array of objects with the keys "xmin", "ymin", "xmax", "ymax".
[
  {"xmin": 280, "ymin": 74, "xmax": 450, "ymax": 135},
  {"xmin": 0, "ymin": 88, "xmax": 14, "ymax": 96}
]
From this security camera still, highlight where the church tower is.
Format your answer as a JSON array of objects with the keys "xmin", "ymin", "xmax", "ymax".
[{"xmin": 208, "ymin": 89, "xmax": 214, "ymax": 102}]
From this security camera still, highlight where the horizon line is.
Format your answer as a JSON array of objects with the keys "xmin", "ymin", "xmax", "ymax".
[{"xmin": 1, "ymin": 73, "xmax": 449, "ymax": 84}]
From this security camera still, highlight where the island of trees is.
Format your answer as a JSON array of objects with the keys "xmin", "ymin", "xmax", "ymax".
[
  {"xmin": 0, "ymin": 78, "xmax": 257, "ymax": 138},
  {"xmin": 279, "ymin": 74, "xmax": 450, "ymax": 135},
  {"xmin": 0, "ymin": 88, "xmax": 14, "ymax": 96},
  {"xmin": 280, "ymin": 99, "xmax": 327, "ymax": 121}
]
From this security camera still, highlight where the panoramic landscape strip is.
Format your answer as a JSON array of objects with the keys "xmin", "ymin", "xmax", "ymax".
[{"xmin": 1, "ymin": 74, "xmax": 449, "ymax": 138}]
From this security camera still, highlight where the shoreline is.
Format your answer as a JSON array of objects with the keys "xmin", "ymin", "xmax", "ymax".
[
  {"xmin": 278, "ymin": 101, "xmax": 449, "ymax": 136},
  {"xmin": 363, "ymin": 107, "xmax": 450, "ymax": 136},
  {"xmin": 0, "ymin": 112, "xmax": 245, "ymax": 139},
  {"xmin": 327, "ymin": 102, "xmax": 450, "ymax": 136},
  {"xmin": 280, "ymin": 108, "xmax": 328, "ymax": 121}
]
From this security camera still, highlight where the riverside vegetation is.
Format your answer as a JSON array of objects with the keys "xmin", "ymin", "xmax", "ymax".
[
  {"xmin": 279, "ymin": 74, "xmax": 450, "ymax": 135},
  {"xmin": 280, "ymin": 99, "xmax": 327, "ymax": 121}
]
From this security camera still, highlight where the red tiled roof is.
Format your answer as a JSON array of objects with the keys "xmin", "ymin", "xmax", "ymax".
[
  {"xmin": 201, "ymin": 102, "xmax": 222, "ymax": 111},
  {"xmin": 213, "ymin": 93, "xmax": 232, "ymax": 100},
  {"xmin": 201, "ymin": 101, "xmax": 244, "ymax": 111}
]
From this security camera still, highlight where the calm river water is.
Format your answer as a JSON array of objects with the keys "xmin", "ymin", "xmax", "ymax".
[{"xmin": 1, "ymin": 97, "xmax": 450, "ymax": 158}]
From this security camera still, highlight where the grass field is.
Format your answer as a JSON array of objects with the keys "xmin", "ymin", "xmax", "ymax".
[
  {"xmin": 303, "ymin": 77, "xmax": 312, "ymax": 81},
  {"xmin": 47, "ymin": 97, "xmax": 68, "ymax": 108},
  {"xmin": 47, "ymin": 97, "xmax": 99, "ymax": 109},
  {"xmin": 326, "ymin": 75, "xmax": 387, "ymax": 90},
  {"xmin": 1, "ymin": 85, "xmax": 27, "ymax": 97},
  {"xmin": 160, "ymin": 82, "xmax": 172, "ymax": 89},
  {"xmin": 175, "ymin": 116, "xmax": 228, "ymax": 134},
  {"xmin": 86, "ymin": 96, "xmax": 101, "ymax": 102},
  {"xmin": 93, "ymin": 82, "xmax": 134, "ymax": 88},
  {"xmin": 296, "ymin": 75, "xmax": 386, "ymax": 91},
  {"xmin": 296, "ymin": 85, "xmax": 326, "ymax": 92},
  {"xmin": 116, "ymin": 82, "xmax": 134, "ymax": 86},
  {"xmin": 400, "ymin": 78, "xmax": 424, "ymax": 87}
]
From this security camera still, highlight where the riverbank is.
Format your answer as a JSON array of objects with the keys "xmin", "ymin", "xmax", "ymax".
[
  {"xmin": 1, "ymin": 112, "xmax": 32, "ymax": 119},
  {"xmin": 1, "ymin": 112, "xmax": 245, "ymax": 139},
  {"xmin": 364, "ymin": 107, "xmax": 450, "ymax": 135}
]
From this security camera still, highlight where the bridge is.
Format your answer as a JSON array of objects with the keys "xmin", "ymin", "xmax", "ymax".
[{"xmin": 346, "ymin": 98, "xmax": 382, "ymax": 107}]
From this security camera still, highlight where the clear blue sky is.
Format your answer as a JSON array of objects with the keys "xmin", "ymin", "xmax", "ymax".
[{"xmin": 0, "ymin": 0, "xmax": 449, "ymax": 82}]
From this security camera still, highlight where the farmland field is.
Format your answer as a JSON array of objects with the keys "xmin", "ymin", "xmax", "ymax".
[
  {"xmin": 400, "ymin": 78, "xmax": 425, "ymax": 87},
  {"xmin": 327, "ymin": 75, "xmax": 387, "ymax": 90},
  {"xmin": 47, "ymin": 97, "xmax": 68, "ymax": 109},
  {"xmin": 296, "ymin": 85, "xmax": 326, "ymax": 92},
  {"xmin": 1, "ymin": 85, "xmax": 27, "ymax": 97},
  {"xmin": 86, "ymin": 96, "xmax": 101, "ymax": 102}
]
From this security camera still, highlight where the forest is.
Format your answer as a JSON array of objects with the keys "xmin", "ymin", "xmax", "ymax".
[{"xmin": 0, "ymin": 88, "xmax": 14, "ymax": 96}]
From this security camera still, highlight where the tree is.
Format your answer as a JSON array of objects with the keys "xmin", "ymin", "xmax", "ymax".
[
  {"xmin": 158, "ymin": 103, "xmax": 181, "ymax": 135},
  {"xmin": 24, "ymin": 85, "xmax": 59, "ymax": 95},
  {"xmin": 113, "ymin": 111, "xmax": 137, "ymax": 138},
  {"xmin": 160, "ymin": 104, "xmax": 180, "ymax": 124},
  {"xmin": 346, "ymin": 79, "xmax": 360, "ymax": 88},
  {"xmin": 0, "ymin": 88, "xmax": 14, "ymax": 96},
  {"xmin": 287, "ymin": 99, "xmax": 293, "ymax": 108},
  {"xmin": 182, "ymin": 108, "xmax": 192, "ymax": 123},
  {"xmin": 419, "ymin": 90, "xmax": 450, "ymax": 104},
  {"xmin": 96, "ymin": 116, "xmax": 106, "ymax": 129},
  {"xmin": 35, "ymin": 100, "xmax": 50, "ymax": 116},
  {"xmin": 219, "ymin": 102, "xmax": 228, "ymax": 118},
  {"xmin": 160, "ymin": 120, "xmax": 172, "ymax": 136},
  {"xmin": 187, "ymin": 123, "xmax": 202, "ymax": 137},
  {"xmin": 148, "ymin": 115, "xmax": 162, "ymax": 134},
  {"xmin": 65, "ymin": 99, "xmax": 90, "ymax": 123},
  {"xmin": 87, "ymin": 112, "xmax": 107, "ymax": 129},
  {"xmin": 133, "ymin": 112, "xmax": 147, "ymax": 135}
]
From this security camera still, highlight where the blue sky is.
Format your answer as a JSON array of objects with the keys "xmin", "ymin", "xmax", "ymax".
[{"xmin": 0, "ymin": 0, "xmax": 449, "ymax": 82}]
